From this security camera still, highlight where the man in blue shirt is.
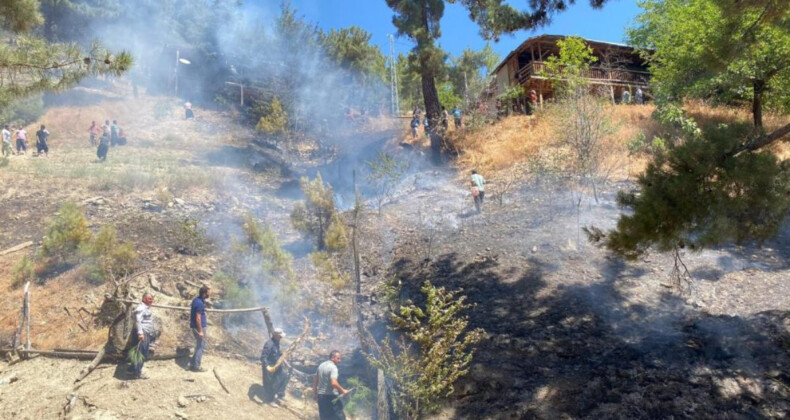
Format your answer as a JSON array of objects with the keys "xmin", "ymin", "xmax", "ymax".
[{"xmin": 189, "ymin": 286, "xmax": 210, "ymax": 372}]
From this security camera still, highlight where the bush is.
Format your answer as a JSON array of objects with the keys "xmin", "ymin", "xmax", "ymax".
[
  {"xmin": 39, "ymin": 202, "xmax": 93, "ymax": 266},
  {"xmin": 173, "ymin": 216, "xmax": 209, "ymax": 255},
  {"xmin": 83, "ymin": 225, "xmax": 137, "ymax": 284},
  {"xmin": 345, "ymin": 377, "xmax": 375, "ymax": 418},
  {"xmin": 242, "ymin": 214, "xmax": 293, "ymax": 277},
  {"xmin": 0, "ymin": 95, "xmax": 44, "ymax": 125},
  {"xmin": 367, "ymin": 281, "xmax": 485, "ymax": 419},
  {"xmin": 255, "ymin": 96, "xmax": 288, "ymax": 135},
  {"xmin": 291, "ymin": 173, "xmax": 347, "ymax": 251},
  {"xmin": 11, "ymin": 255, "xmax": 36, "ymax": 288},
  {"xmin": 214, "ymin": 271, "xmax": 254, "ymax": 308}
]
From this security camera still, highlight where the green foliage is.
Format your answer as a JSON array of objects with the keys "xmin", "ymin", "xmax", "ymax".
[
  {"xmin": 542, "ymin": 36, "xmax": 598, "ymax": 97},
  {"xmin": 447, "ymin": 44, "xmax": 501, "ymax": 103},
  {"xmin": 172, "ymin": 216, "xmax": 209, "ymax": 256},
  {"xmin": 0, "ymin": 94, "xmax": 43, "ymax": 125},
  {"xmin": 321, "ymin": 26, "xmax": 388, "ymax": 89},
  {"xmin": 291, "ymin": 173, "xmax": 347, "ymax": 251},
  {"xmin": 255, "ymin": 97, "xmax": 289, "ymax": 135},
  {"xmin": 11, "ymin": 255, "xmax": 36, "ymax": 288},
  {"xmin": 310, "ymin": 251, "xmax": 350, "ymax": 291},
  {"xmin": 628, "ymin": 0, "xmax": 790, "ymax": 126},
  {"xmin": 39, "ymin": 202, "xmax": 93, "ymax": 265},
  {"xmin": 241, "ymin": 214, "xmax": 294, "ymax": 278},
  {"xmin": 345, "ymin": 377, "xmax": 375, "ymax": 418},
  {"xmin": 214, "ymin": 271, "xmax": 254, "ymax": 308},
  {"xmin": 82, "ymin": 225, "xmax": 137, "ymax": 284},
  {"xmin": 600, "ymin": 122, "xmax": 790, "ymax": 259},
  {"xmin": 368, "ymin": 281, "xmax": 485, "ymax": 419},
  {"xmin": 437, "ymin": 81, "xmax": 462, "ymax": 110}
]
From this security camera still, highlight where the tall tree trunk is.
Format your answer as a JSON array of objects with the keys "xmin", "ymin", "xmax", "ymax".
[
  {"xmin": 420, "ymin": 69, "xmax": 442, "ymax": 162},
  {"xmin": 753, "ymin": 79, "xmax": 765, "ymax": 129}
]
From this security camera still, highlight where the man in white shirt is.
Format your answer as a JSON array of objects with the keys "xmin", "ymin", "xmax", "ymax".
[
  {"xmin": 2, "ymin": 125, "xmax": 11, "ymax": 157},
  {"xmin": 129, "ymin": 293, "xmax": 155, "ymax": 379}
]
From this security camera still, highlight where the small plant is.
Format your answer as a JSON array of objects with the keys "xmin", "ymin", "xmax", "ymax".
[
  {"xmin": 11, "ymin": 255, "xmax": 36, "ymax": 288},
  {"xmin": 242, "ymin": 214, "xmax": 294, "ymax": 277},
  {"xmin": 214, "ymin": 271, "xmax": 254, "ymax": 308},
  {"xmin": 366, "ymin": 152, "xmax": 410, "ymax": 215},
  {"xmin": 155, "ymin": 187, "xmax": 173, "ymax": 208},
  {"xmin": 291, "ymin": 173, "xmax": 347, "ymax": 251},
  {"xmin": 255, "ymin": 96, "xmax": 288, "ymax": 135},
  {"xmin": 173, "ymin": 216, "xmax": 209, "ymax": 255},
  {"xmin": 345, "ymin": 377, "xmax": 375, "ymax": 418},
  {"xmin": 82, "ymin": 225, "xmax": 137, "ymax": 284},
  {"xmin": 38, "ymin": 202, "xmax": 93, "ymax": 267}
]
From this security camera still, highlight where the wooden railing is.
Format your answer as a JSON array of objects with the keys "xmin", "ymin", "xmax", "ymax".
[{"xmin": 517, "ymin": 61, "xmax": 649, "ymax": 85}]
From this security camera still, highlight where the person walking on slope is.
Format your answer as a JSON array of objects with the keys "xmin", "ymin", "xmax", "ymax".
[
  {"xmin": 97, "ymin": 132, "xmax": 109, "ymax": 162},
  {"xmin": 36, "ymin": 125, "xmax": 50, "ymax": 157},
  {"xmin": 471, "ymin": 169, "xmax": 486, "ymax": 213},
  {"xmin": 189, "ymin": 286, "xmax": 210, "ymax": 372},
  {"xmin": 2, "ymin": 125, "xmax": 12, "ymax": 157},
  {"xmin": 129, "ymin": 293, "xmax": 155, "ymax": 379},
  {"xmin": 261, "ymin": 327, "xmax": 292, "ymax": 405},
  {"xmin": 313, "ymin": 350, "xmax": 350, "ymax": 420},
  {"xmin": 110, "ymin": 120, "xmax": 120, "ymax": 146}
]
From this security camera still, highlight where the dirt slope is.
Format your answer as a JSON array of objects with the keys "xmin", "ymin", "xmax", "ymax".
[{"xmin": 0, "ymin": 354, "xmax": 307, "ymax": 419}]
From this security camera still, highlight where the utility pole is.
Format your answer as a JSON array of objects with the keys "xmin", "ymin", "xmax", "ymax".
[{"xmin": 388, "ymin": 34, "xmax": 400, "ymax": 116}]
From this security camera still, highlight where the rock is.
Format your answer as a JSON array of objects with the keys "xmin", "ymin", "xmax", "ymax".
[
  {"xmin": 531, "ymin": 246, "xmax": 537, "ymax": 253},
  {"xmin": 149, "ymin": 274, "xmax": 161, "ymax": 292},
  {"xmin": 175, "ymin": 411, "xmax": 189, "ymax": 419},
  {"xmin": 177, "ymin": 396, "xmax": 188, "ymax": 408},
  {"xmin": 174, "ymin": 198, "xmax": 185, "ymax": 206}
]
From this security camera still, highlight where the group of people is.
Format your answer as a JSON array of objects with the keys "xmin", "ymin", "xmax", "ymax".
[
  {"xmin": 621, "ymin": 87, "xmax": 645, "ymax": 105},
  {"xmin": 88, "ymin": 119, "xmax": 126, "ymax": 161},
  {"xmin": 410, "ymin": 106, "xmax": 463, "ymax": 139},
  {"xmin": 2, "ymin": 124, "xmax": 50, "ymax": 157},
  {"xmin": 131, "ymin": 286, "xmax": 352, "ymax": 420}
]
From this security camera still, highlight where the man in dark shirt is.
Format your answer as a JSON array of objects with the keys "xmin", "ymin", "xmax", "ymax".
[
  {"xmin": 261, "ymin": 327, "xmax": 291, "ymax": 404},
  {"xmin": 189, "ymin": 286, "xmax": 210, "ymax": 372},
  {"xmin": 35, "ymin": 125, "xmax": 49, "ymax": 157}
]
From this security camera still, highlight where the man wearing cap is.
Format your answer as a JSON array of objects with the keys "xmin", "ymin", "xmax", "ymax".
[{"xmin": 261, "ymin": 327, "xmax": 291, "ymax": 404}]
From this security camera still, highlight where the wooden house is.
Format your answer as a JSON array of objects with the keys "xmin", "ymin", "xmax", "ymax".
[{"xmin": 492, "ymin": 34, "xmax": 650, "ymax": 105}]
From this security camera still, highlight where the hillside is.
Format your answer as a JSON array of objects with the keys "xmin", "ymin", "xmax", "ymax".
[{"xmin": 0, "ymin": 90, "xmax": 788, "ymax": 420}]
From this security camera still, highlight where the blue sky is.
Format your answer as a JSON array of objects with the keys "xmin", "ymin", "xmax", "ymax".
[{"xmin": 264, "ymin": 0, "xmax": 644, "ymax": 61}]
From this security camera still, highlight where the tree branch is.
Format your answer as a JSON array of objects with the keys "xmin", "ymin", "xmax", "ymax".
[{"xmin": 730, "ymin": 123, "xmax": 790, "ymax": 157}]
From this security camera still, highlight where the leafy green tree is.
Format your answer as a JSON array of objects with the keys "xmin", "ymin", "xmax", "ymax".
[
  {"xmin": 0, "ymin": 0, "xmax": 131, "ymax": 107},
  {"xmin": 628, "ymin": 0, "xmax": 790, "ymax": 128},
  {"xmin": 543, "ymin": 36, "xmax": 598, "ymax": 97},
  {"xmin": 367, "ymin": 280, "xmax": 485, "ymax": 419}
]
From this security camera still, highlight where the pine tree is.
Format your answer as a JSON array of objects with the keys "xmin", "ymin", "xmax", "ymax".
[{"xmin": 0, "ymin": 0, "xmax": 132, "ymax": 107}]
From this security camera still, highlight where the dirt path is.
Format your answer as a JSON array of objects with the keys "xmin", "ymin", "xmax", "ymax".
[{"xmin": 0, "ymin": 355, "xmax": 307, "ymax": 419}]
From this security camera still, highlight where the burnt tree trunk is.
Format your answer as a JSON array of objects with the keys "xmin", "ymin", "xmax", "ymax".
[{"xmin": 753, "ymin": 79, "xmax": 765, "ymax": 129}]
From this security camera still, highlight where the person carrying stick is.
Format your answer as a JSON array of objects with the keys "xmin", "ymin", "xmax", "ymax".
[
  {"xmin": 128, "ymin": 293, "xmax": 155, "ymax": 379},
  {"xmin": 314, "ymin": 350, "xmax": 350, "ymax": 420}
]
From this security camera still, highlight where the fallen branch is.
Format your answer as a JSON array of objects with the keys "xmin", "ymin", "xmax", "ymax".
[
  {"xmin": 75, "ymin": 345, "xmax": 106, "ymax": 383},
  {"xmin": 267, "ymin": 318, "xmax": 310, "ymax": 373},
  {"xmin": 0, "ymin": 241, "xmax": 34, "ymax": 256},
  {"xmin": 213, "ymin": 367, "xmax": 231, "ymax": 394}
]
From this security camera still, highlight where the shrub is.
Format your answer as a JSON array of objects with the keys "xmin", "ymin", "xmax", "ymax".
[
  {"xmin": 83, "ymin": 225, "xmax": 137, "ymax": 284},
  {"xmin": 214, "ymin": 271, "xmax": 254, "ymax": 308},
  {"xmin": 242, "ymin": 214, "xmax": 293, "ymax": 277},
  {"xmin": 11, "ymin": 255, "xmax": 36, "ymax": 288},
  {"xmin": 172, "ymin": 216, "xmax": 209, "ymax": 255},
  {"xmin": 255, "ymin": 96, "xmax": 288, "ymax": 135},
  {"xmin": 367, "ymin": 281, "xmax": 485, "ymax": 419},
  {"xmin": 345, "ymin": 377, "xmax": 375, "ymax": 418},
  {"xmin": 39, "ymin": 202, "xmax": 93, "ymax": 266},
  {"xmin": 291, "ymin": 173, "xmax": 347, "ymax": 251}
]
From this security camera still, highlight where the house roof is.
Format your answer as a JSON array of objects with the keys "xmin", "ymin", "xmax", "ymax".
[{"xmin": 491, "ymin": 34, "xmax": 641, "ymax": 75}]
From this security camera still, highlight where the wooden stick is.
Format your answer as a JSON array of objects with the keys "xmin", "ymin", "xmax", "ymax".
[
  {"xmin": 267, "ymin": 318, "xmax": 310, "ymax": 373},
  {"xmin": 117, "ymin": 299, "xmax": 268, "ymax": 313},
  {"xmin": 75, "ymin": 345, "xmax": 106, "ymax": 383},
  {"xmin": 0, "ymin": 241, "xmax": 34, "ymax": 256},
  {"xmin": 213, "ymin": 368, "xmax": 231, "ymax": 394},
  {"xmin": 25, "ymin": 283, "xmax": 31, "ymax": 350},
  {"xmin": 261, "ymin": 309, "xmax": 273, "ymax": 340},
  {"xmin": 12, "ymin": 282, "xmax": 30, "ymax": 349}
]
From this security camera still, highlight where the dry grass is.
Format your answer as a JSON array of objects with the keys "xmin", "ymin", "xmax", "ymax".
[{"xmin": 451, "ymin": 102, "xmax": 789, "ymax": 179}]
